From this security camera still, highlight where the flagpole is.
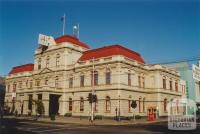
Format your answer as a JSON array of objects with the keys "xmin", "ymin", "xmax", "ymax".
[{"xmin": 62, "ymin": 13, "xmax": 66, "ymax": 35}]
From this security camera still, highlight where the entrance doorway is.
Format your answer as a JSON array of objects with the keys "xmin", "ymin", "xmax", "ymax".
[{"xmin": 49, "ymin": 94, "xmax": 61, "ymax": 116}]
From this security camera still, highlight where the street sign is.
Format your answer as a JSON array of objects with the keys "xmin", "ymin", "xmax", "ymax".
[
  {"xmin": 192, "ymin": 64, "xmax": 200, "ymax": 81},
  {"xmin": 38, "ymin": 34, "xmax": 56, "ymax": 46}
]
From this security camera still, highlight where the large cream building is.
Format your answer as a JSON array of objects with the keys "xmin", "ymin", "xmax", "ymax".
[{"xmin": 4, "ymin": 34, "xmax": 186, "ymax": 118}]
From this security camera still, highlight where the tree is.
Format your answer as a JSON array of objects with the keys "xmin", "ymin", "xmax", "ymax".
[
  {"xmin": 87, "ymin": 93, "xmax": 97, "ymax": 104},
  {"xmin": 33, "ymin": 100, "xmax": 45, "ymax": 117},
  {"xmin": 131, "ymin": 100, "xmax": 137, "ymax": 121},
  {"xmin": 131, "ymin": 100, "xmax": 137, "ymax": 109}
]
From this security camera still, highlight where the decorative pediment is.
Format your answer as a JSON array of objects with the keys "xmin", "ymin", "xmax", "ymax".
[{"xmin": 39, "ymin": 68, "xmax": 53, "ymax": 74}]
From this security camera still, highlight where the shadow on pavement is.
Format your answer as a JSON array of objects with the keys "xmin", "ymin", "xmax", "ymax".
[{"xmin": 0, "ymin": 118, "xmax": 36, "ymax": 134}]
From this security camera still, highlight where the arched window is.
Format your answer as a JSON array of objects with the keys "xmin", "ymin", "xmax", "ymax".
[
  {"xmin": 38, "ymin": 58, "xmax": 41, "ymax": 69},
  {"xmin": 94, "ymin": 100, "xmax": 98, "ymax": 112},
  {"xmin": 143, "ymin": 98, "xmax": 145, "ymax": 112},
  {"xmin": 106, "ymin": 96, "xmax": 111, "ymax": 112},
  {"xmin": 80, "ymin": 97, "xmax": 84, "ymax": 111},
  {"xmin": 128, "ymin": 99, "xmax": 131, "ymax": 112},
  {"xmin": 139, "ymin": 97, "xmax": 141, "ymax": 112},
  {"xmin": 69, "ymin": 98, "xmax": 73, "ymax": 111},
  {"xmin": 164, "ymin": 98, "xmax": 167, "ymax": 112},
  {"xmin": 56, "ymin": 54, "xmax": 60, "ymax": 67},
  {"xmin": 176, "ymin": 99, "xmax": 179, "ymax": 114},
  {"xmin": 46, "ymin": 56, "xmax": 50, "ymax": 68},
  {"xmin": 106, "ymin": 70, "xmax": 111, "ymax": 85}
]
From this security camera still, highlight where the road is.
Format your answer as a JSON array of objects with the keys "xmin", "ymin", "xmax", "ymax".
[{"xmin": 0, "ymin": 118, "xmax": 200, "ymax": 134}]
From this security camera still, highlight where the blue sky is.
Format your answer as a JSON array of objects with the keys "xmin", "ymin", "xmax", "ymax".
[{"xmin": 0, "ymin": 0, "xmax": 199, "ymax": 76}]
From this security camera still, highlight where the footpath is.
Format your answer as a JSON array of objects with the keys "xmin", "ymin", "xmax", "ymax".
[{"xmin": 4, "ymin": 116, "xmax": 168, "ymax": 126}]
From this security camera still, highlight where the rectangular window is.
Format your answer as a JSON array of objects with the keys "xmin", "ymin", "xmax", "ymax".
[
  {"xmin": 80, "ymin": 75, "xmax": 84, "ymax": 87},
  {"xmin": 69, "ymin": 78, "xmax": 73, "ymax": 88},
  {"xmin": 138, "ymin": 76, "xmax": 141, "ymax": 87},
  {"xmin": 55, "ymin": 78, "xmax": 59, "ymax": 88},
  {"xmin": 18, "ymin": 81, "xmax": 22, "ymax": 88},
  {"xmin": 128, "ymin": 100, "xmax": 131, "ymax": 112},
  {"xmin": 13, "ymin": 83, "xmax": 16, "ymax": 92},
  {"xmin": 175, "ymin": 82, "xmax": 178, "ymax": 92},
  {"xmin": 94, "ymin": 102, "xmax": 98, "ymax": 112},
  {"xmin": 170, "ymin": 80, "xmax": 173, "ymax": 90},
  {"xmin": 106, "ymin": 72, "xmax": 111, "ymax": 85},
  {"xmin": 45, "ymin": 79, "xmax": 48, "ymax": 85},
  {"xmin": 142, "ymin": 77, "xmax": 145, "ymax": 88},
  {"xmin": 30, "ymin": 81, "xmax": 33, "ymax": 88},
  {"xmin": 26, "ymin": 80, "xmax": 28, "ymax": 87},
  {"xmin": 163, "ymin": 78, "xmax": 166, "ymax": 89},
  {"xmin": 128, "ymin": 73, "xmax": 131, "ymax": 86},
  {"xmin": 91, "ymin": 71, "xmax": 98, "ymax": 86},
  {"xmin": 38, "ymin": 94, "xmax": 42, "ymax": 100},
  {"xmin": 36, "ymin": 80, "xmax": 40, "ymax": 87},
  {"xmin": 28, "ymin": 95, "xmax": 33, "ymax": 111}
]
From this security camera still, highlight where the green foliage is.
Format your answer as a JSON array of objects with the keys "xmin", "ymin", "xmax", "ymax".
[
  {"xmin": 87, "ymin": 93, "xmax": 97, "ymax": 104},
  {"xmin": 64, "ymin": 112, "xmax": 72, "ymax": 117},
  {"xmin": 131, "ymin": 100, "xmax": 137, "ymax": 109},
  {"xmin": 34, "ymin": 100, "xmax": 45, "ymax": 115}
]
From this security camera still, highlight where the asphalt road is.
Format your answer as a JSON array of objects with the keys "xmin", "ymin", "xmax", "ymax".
[{"xmin": 0, "ymin": 118, "xmax": 200, "ymax": 134}]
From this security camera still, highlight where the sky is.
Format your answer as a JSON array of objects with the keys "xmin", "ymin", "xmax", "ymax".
[{"xmin": 0, "ymin": 0, "xmax": 200, "ymax": 76}]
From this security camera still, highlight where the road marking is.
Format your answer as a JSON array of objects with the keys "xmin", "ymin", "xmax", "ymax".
[
  {"xmin": 34, "ymin": 127, "xmax": 70, "ymax": 132},
  {"xmin": 19, "ymin": 121, "xmax": 65, "ymax": 127},
  {"xmin": 33, "ymin": 126, "xmax": 89, "ymax": 133}
]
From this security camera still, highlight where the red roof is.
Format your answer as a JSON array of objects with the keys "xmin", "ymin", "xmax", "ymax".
[
  {"xmin": 79, "ymin": 45, "xmax": 145, "ymax": 63},
  {"xmin": 9, "ymin": 64, "xmax": 34, "ymax": 75},
  {"xmin": 55, "ymin": 35, "xmax": 90, "ymax": 49}
]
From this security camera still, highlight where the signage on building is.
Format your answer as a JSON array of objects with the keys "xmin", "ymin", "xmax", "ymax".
[
  {"xmin": 192, "ymin": 64, "xmax": 200, "ymax": 82},
  {"xmin": 38, "ymin": 34, "xmax": 56, "ymax": 46}
]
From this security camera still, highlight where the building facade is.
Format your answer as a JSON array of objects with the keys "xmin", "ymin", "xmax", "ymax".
[
  {"xmin": 164, "ymin": 62, "xmax": 200, "ymax": 105},
  {"xmin": 5, "ymin": 35, "xmax": 186, "ymax": 118}
]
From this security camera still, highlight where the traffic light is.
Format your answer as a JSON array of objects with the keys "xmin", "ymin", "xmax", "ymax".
[
  {"xmin": 92, "ymin": 94, "xmax": 97, "ymax": 103},
  {"xmin": 87, "ymin": 93, "xmax": 93, "ymax": 104},
  {"xmin": 87, "ymin": 93, "xmax": 97, "ymax": 103}
]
